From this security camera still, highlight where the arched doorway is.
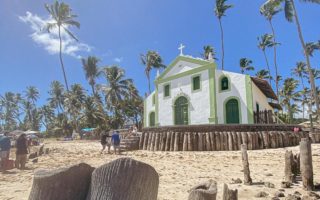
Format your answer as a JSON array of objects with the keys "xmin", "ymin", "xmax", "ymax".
[
  {"xmin": 149, "ymin": 112, "xmax": 155, "ymax": 127},
  {"xmin": 225, "ymin": 98, "xmax": 240, "ymax": 124},
  {"xmin": 174, "ymin": 96, "xmax": 189, "ymax": 125}
]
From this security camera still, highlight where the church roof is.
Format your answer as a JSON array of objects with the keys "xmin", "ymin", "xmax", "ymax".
[
  {"xmin": 251, "ymin": 77, "xmax": 278, "ymax": 100},
  {"xmin": 268, "ymin": 102, "xmax": 282, "ymax": 110}
]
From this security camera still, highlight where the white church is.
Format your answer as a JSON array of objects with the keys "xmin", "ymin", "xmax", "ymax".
[{"xmin": 144, "ymin": 46, "xmax": 279, "ymax": 127}]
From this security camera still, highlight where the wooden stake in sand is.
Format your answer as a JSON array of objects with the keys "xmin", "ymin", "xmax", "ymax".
[
  {"xmin": 87, "ymin": 158, "xmax": 159, "ymax": 200},
  {"xmin": 241, "ymin": 144, "xmax": 252, "ymax": 185},
  {"xmin": 300, "ymin": 138, "xmax": 314, "ymax": 191},
  {"xmin": 284, "ymin": 150, "xmax": 294, "ymax": 183},
  {"xmin": 222, "ymin": 184, "xmax": 238, "ymax": 200},
  {"xmin": 188, "ymin": 180, "xmax": 217, "ymax": 200}
]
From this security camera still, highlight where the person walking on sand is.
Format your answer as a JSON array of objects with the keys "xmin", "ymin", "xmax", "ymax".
[
  {"xmin": 100, "ymin": 131, "xmax": 111, "ymax": 154},
  {"xmin": 15, "ymin": 134, "xmax": 29, "ymax": 169},
  {"xmin": 111, "ymin": 130, "xmax": 121, "ymax": 155},
  {"xmin": 0, "ymin": 133, "xmax": 11, "ymax": 170}
]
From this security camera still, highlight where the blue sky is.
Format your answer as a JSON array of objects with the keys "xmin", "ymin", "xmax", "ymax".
[{"xmin": 0, "ymin": 0, "xmax": 319, "ymax": 106}]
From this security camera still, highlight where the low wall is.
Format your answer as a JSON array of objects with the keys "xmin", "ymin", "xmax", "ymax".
[{"xmin": 140, "ymin": 125, "xmax": 309, "ymax": 151}]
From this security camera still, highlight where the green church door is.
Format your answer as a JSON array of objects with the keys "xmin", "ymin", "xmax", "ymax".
[
  {"xmin": 174, "ymin": 96, "xmax": 189, "ymax": 125},
  {"xmin": 149, "ymin": 112, "xmax": 155, "ymax": 127},
  {"xmin": 226, "ymin": 99, "xmax": 240, "ymax": 124}
]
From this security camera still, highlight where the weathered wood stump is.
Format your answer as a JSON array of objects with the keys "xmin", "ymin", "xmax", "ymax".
[
  {"xmin": 165, "ymin": 132, "xmax": 171, "ymax": 151},
  {"xmin": 206, "ymin": 132, "xmax": 212, "ymax": 151},
  {"xmin": 210, "ymin": 132, "xmax": 216, "ymax": 151},
  {"xmin": 139, "ymin": 132, "xmax": 145, "ymax": 150},
  {"xmin": 183, "ymin": 133, "xmax": 188, "ymax": 151},
  {"xmin": 188, "ymin": 180, "xmax": 217, "ymax": 200},
  {"xmin": 29, "ymin": 163, "xmax": 94, "ymax": 200},
  {"xmin": 87, "ymin": 158, "xmax": 159, "ymax": 200},
  {"xmin": 161, "ymin": 132, "xmax": 166, "ymax": 151},
  {"xmin": 284, "ymin": 150, "xmax": 294, "ymax": 183},
  {"xmin": 188, "ymin": 133, "xmax": 194, "ymax": 151},
  {"xmin": 143, "ymin": 133, "xmax": 149, "ymax": 150},
  {"xmin": 216, "ymin": 132, "xmax": 221, "ymax": 151},
  {"xmin": 228, "ymin": 132, "xmax": 233, "ymax": 151},
  {"xmin": 174, "ymin": 132, "xmax": 179, "ymax": 151},
  {"xmin": 241, "ymin": 144, "xmax": 252, "ymax": 185},
  {"xmin": 38, "ymin": 145, "xmax": 44, "ymax": 156},
  {"xmin": 198, "ymin": 133, "xmax": 204, "ymax": 151},
  {"xmin": 170, "ymin": 132, "xmax": 175, "ymax": 151},
  {"xmin": 222, "ymin": 184, "xmax": 238, "ymax": 200},
  {"xmin": 300, "ymin": 138, "xmax": 314, "ymax": 191}
]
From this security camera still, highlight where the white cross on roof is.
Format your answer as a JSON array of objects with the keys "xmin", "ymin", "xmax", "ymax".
[{"xmin": 178, "ymin": 43, "xmax": 185, "ymax": 56}]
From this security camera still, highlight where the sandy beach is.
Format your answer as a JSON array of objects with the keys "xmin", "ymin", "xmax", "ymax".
[{"xmin": 0, "ymin": 140, "xmax": 319, "ymax": 200}]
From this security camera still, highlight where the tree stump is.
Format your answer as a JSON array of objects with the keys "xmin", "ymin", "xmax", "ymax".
[
  {"xmin": 188, "ymin": 133, "xmax": 194, "ymax": 151},
  {"xmin": 222, "ymin": 184, "xmax": 238, "ymax": 200},
  {"xmin": 147, "ymin": 132, "xmax": 153, "ymax": 150},
  {"xmin": 285, "ymin": 150, "xmax": 294, "ymax": 183},
  {"xmin": 262, "ymin": 131, "xmax": 269, "ymax": 148},
  {"xmin": 206, "ymin": 132, "xmax": 212, "ymax": 151},
  {"xmin": 143, "ymin": 133, "xmax": 149, "ymax": 150},
  {"xmin": 210, "ymin": 132, "xmax": 216, "ymax": 151},
  {"xmin": 174, "ymin": 132, "xmax": 179, "ymax": 151},
  {"xmin": 232, "ymin": 132, "xmax": 238, "ymax": 150},
  {"xmin": 183, "ymin": 133, "xmax": 188, "ymax": 151},
  {"xmin": 216, "ymin": 132, "xmax": 221, "ymax": 151},
  {"xmin": 228, "ymin": 132, "xmax": 233, "ymax": 151},
  {"xmin": 161, "ymin": 132, "xmax": 166, "ymax": 151},
  {"xmin": 241, "ymin": 132, "xmax": 248, "ymax": 147},
  {"xmin": 198, "ymin": 133, "xmax": 204, "ymax": 151},
  {"xmin": 236, "ymin": 132, "xmax": 242, "ymax": 150},
  {"xmin": 300, "ymin": 138, "xmax": 314, "ymax": 191},
  {"xmin": 193, "ymin": 133, "xmax": 198, "ymax": 151},
  {"xmin": 170, "ymin": 132, "xmax": 175, "ymax": 151},
  {"xmin": 247, "ymin": 133, "xmax": 253, "ymax": 150},
  {"xmin": 29, "ymin": 163, "xmax": 94, "ymax": 200},
  {"xmin": 188, "ymin": 180, "xmax": 217, "ymax": 200},
  {"xmin": 223, "ymin": 132, "xmax": 228, "ymax": 151},
  {"xmin": 139, "ymin": 132, "xmax": 145, "ymax": 150},
  {"xmin": 154, "ymin": 133, "xmax": 160, "ymax": 151},
  {"xmin": 241, "ymin": 144, "xmax": 252, "ymax": 185},
  {"xmin": 165, "ymin": 132, "xmax": 171, "ymax": 151},
  {"xmin": 258, "ymin": 132, "xmax": 264, "ymax": 149},
  {"xmin": 270, "ymin": 132, "xmax": 277, "ymax": 148},
  {"xmin": 86, "ymin": 158, "xmax": 159, "ymax": 200}
]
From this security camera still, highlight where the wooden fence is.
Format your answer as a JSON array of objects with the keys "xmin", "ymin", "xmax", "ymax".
[{"xmin": 254, "ymin": 110, "xmax": 274, "ymax": 124}]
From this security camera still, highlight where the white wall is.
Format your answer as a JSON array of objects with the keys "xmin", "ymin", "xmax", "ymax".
[
  {"xmin": 158, "ymin": 70, "xmax": 211, "ymax": 126},
  {"xmin": 252, "ymin": 82, "xmax": 273, "ymax": 112},
  {"xmin": 215, "ymin": 70, "xmax": 249, "ymax": 124},
  {"xmin": 145, "ymin": 91, "xmax": 155, "ymax": 127},
  {"xmin": 163, "ymin": 60, "xmax": 201, "ymax": 79}
]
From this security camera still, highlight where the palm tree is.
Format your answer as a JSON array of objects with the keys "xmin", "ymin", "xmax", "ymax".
[
  {"xmin": 239, "ymin": 58, "xmax": 255, "ymax": 74},
  {"xmin": 202, "ymin": 45, "xmax": 217, "ymax": 60},
  {"xmin": 39, "ymin": 104, "xmax": 55, "ymax": 132},
  {"xmin": 291, "ymin": 61, "xmax": 307, "ymax": 88},
  {"xmin": 257, "ymin": 34, "xmax": 276, "ymax": 85},
  {"xmin": 280, "ymin": 78, "xmax": 300, "ymax": 123},
  {"xmin": 48, "ymin": 81, "xmax": 65, "ymax": 114},
  {"xmin": 25, "ymin": 86, "xmax": 39, "ymax": 106},
  {"xmin": 296, "ymin": 87, "xmax": 309, "ymax": 119},
  {"xmin": 45, "ymin": 1, "xmax": 80, "ymax": 91},
  {"xmin": 274, "ymin": 0, "xmax": 320, "ymax": 118},
  {"xmin": 215, "ymin": 0, "xmax": 233, "ymax": 70},
  {"xmin": 81, "ymin": 56, "xmax": 101, "ymax": 95},
  {"xmin": 256, "ymin": 69, "xmax": 272, "ymax": 80},
  {"xmin": 140, "ymin": 51, "xmax": 166, "ymax": 94},
  {"xmin": 260, "ymin": 0, "xmax": 282, "ymax": 98},
  {"xmin": 306, "ymin": 40, "xmax": 320, "ymax": 56},
  {"xmin": 80, "ymin": 96, "xmax": 106, "ymax": 129}
]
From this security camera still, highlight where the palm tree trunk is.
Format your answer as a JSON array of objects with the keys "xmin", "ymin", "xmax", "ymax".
[
  {"xmin": 218, "ymin": 19, "xmax": 225, "ymax": 70},
  {"xmin": 287, "ymin": 103, "xmax": 292, "ymax": 123},
  {"xmin": 263, "ymin": 50, "xmax": 272, "ymax": 86},
  {"xmin": 269, "ymin": 20, "xmax": 279, "ymax": 100},
  {"xmin": 147, "ymin": 72, "xmax": 151, "ymax": 95},
  {"xmin": 91, "ymin": 84, "xmax": 96, "ymax": 96},
  {"xmin": 58, "ymin": 26, "xmax": 69, "ymax": 91},
  {"xmin": 291, "ymin": 0, "xmax": 320, "ymax": 118}
]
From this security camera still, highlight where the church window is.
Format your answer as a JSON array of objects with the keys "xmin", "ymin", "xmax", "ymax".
[
  {"xmin": 164, "ymin": 84, "xmax": 170, "ymax": 97},
  {"xmin": 192, "ymin": 75, "xmax": 201, "ymax": 91},
  {"xmin": 221, "ymin": 77, "xmax": 229, "ymax": 91}
]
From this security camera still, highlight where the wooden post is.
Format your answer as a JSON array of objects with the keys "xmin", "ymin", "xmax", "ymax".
[
  {"xmin": 170, "ymin": 132, "xmax": 175, "ymax": 151},
  {"xmin": 143, "ymin": 133, "xmax": 149, "ymax": 150},
  {"xmin": 29, "ymin": 163, "xmax": 94, "ymax": 200},
  {"xmin": 206, "ymin": 132, "xmax": 212, "ymax": 151},
  {"xmin": 236, "ymin": 132, "xmax": 242, "ymax": 150},
  {"xmin": 154, "ymin": 133, "xmax": 160, "ymax": 151},
  {"xmin": 174, "ymin": 132, "xmax": 179, "ymax": 151},
  {"xmin": 228, "ymin": 132, "xmax": 233, "ymax": 151},
  {"xmin": 284, "ymin": 150, "xmax": 294, "ymax": 183},
  {"xmin": 188, "ymin": 133, "xmax": 193, "ymax": 151},
  {"xmin": 300, "ymin": 138, "xmax": 314, "ymax": 191},
  {"xmin": 241, "ymin": 144, "xmax": 252, "ymax": 185},
  {"xmin": 247, "ymin": 133, "xmax": 253, "ymax": 150},
  {"xmin": 232, "ymin": 132, "xmax": 238, "ymax": 151},
  {"xmin": 278, "ymin": 132, "xmax": 284, "ymax": 148},
  {"xmin": 188, "ymin": 180, "xmax": 217, "ymax": 200},
  {"xmin": 222, "ymin": 184, "xmax": 238, "ymax": 200},
  {"xmin": 165, "ymin": 132, "xmax": 171, "ymax": 151},
  {"xmin": 258, "ymin": 132, "xmax": 264, "ymax": 149},
  {"xmin": 161, "ymin": 133, "xmax": 166, "ymax": 151},
  {"xmin": 210, "ymin": 132, "xmax": 216, "ymax": 151},
  {"xmin": 262, "ymin": 131, "xmax": 269, "ymax": 148},
  {"xmin": 86, "ymin": 158, "xmax": 159, "ymax": 200},
  {"xmin": 216, "ymin": 132, "xmax": 221, "ymax": 151},
  {"xmin": 241, "ymin": 132, "xmax": 248, "ymax": 147},
  {"xmin": 139, "ymin": 132, "xmax": 145, "ymax": 150},
  {"xmin": 198, "ymin": 133, "xmax": 204, "ymax": 151},
  {"xmin": 151, "ymin": 133, "xmax": 156, "ymax": 151},
  {"xmin": 183, "ymin": 133, "xmax": 188, "ymax": 151},
  {"xmin": 223, "ymin": 132, "xmax": 229, "ymax": 151},
  {"xmin": 270, "ymin": 132, "xmax": 276, "ymax": 148},
  {"xmin": 193, "ymin": 133, "xmax": 198, "ymax": 151}
]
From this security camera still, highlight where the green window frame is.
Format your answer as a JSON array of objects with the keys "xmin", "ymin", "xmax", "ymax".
[
  {"xmin": 192, "ymin": 75, "xmax": 201, "ymax": 92},
  {"xmin": 221, "ymin": 77, "xmax": 229, "ymax": 91},
  {"xmin": 164, "ymin": 84, "xmax": 170, "ymax": 98},
  {"xmin": 152, "ymin": 94, "xmax": 155, "ymax": 105},
  {"xmin": 149, "ymin": 112, "xmax": 155, "ymax": 127}
]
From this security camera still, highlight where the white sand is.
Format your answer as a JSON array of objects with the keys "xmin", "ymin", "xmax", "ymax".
[{"xmin": 0, "ymin": 140, "xmax": 319, "ymax": 200}]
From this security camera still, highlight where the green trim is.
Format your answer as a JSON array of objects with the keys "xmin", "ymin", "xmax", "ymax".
[
  {"xmin": 223, "ymin": 96, "xmax": 242, "ymax": 124},
  {"xmin": 163, "ymin": 83, "xmax": 171, "ymax": 99},
  {"xmin": 218, "ymin": 74, "xmax": 231, "ymax": 93},
  {"xmin": 152, "ymin": 94, "xmax": 155, "ymax": 105},
  {"xmin": 245, "ymin": 75, "xmax": 254, "ymax": 124},
  {"xmin": 155, "ymin": 63, "xmax": 215, "ymax": 84},
  {"xmin": 172, "ymin": 94, "xmax": 191, "ymax": 125},
  {"xmin": 208, "ymin": 66, "xmax": 218, "ymax": 124},
  {"xmin": 155, "ymin": 85, "xmax": 159, "ymax": 126},
  {"xmin": 149, "ymin": 111, "xmax": 156, "ymax": 127},
  {"xmin": 157, "ymin": 56, "xmax": 211, "ymax": 81},
  {"xmin": 143, "ymin": 99, "xmax": 147, "ymax": 127},
  {"xmin": 191, "ymin": 74, "xmax": 202, "ymax": 93}
]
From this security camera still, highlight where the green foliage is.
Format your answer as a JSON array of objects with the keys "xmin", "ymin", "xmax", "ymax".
[
  {"xmin": 214, "ymin": 0, "xmax": 233, "ymax": 19},
  {"xmin": 239, "ymin": 58, "xmax": 254, "ymax": 74}
]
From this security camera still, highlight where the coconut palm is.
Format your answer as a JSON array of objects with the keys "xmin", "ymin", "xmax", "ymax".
[
  {"xmin": 239, "ymin": 58, "xmax": 255, "ymax": 74},
  {"xmin": 39, "ymin": 104, "xmax": 55, "ymax": 132},
  {"xmin": 291, "ymin": 61, "xmax": 307, "ymax": 88},
  {"xmin": 260, "ymin": 0, "xmax": 282, "ymax": 98},
  {"xmin": 273, "ymin": 0, "xmax": 320, "ymax": 118},
  {"xmin": 296, "ymin": 87, "xmax": 310, "ymax": 119},
  {"xmin": 25, "ymin": 86, "xmax": 39, "ymax": 106},
  {"xmin": 140, "ymin": 51, "xmax": 166, "ymax": 94},
  {"xmin": 45, "ymin": 1, "xmax": 80, "ymax": 91},
  {"xmin": 81, "ymin": 56, "xmax": 101, "ymax": 95},
  {"xmin": 280, "ymin": 78, "xmax": 300, "ymax": 123},
  {"xmin": 306, "ymin": 40, "xmax": 320, "ymax": 57},
  {"xmin": 0, "ymin": 92, "xmax": 19, "ymax": 130},
  {"xmin": 202, "ymin": 45, "xmax": 217, "ymax": 60},
  {"xmin": 215, "ymin": 0, "xmax": 233, "ymax": 70},
  {"xmin": 256, "ymin": 69, "xmax": 272, "ymax": 80},
  {"xmin": 48, "ymin": 80, "xmax": 65, "ymax": 114},
  {"xmin": 257, "ymin": 34, "xmax": 276, "ymax": 85},
  {"xmin": 80, "ymin": 96, "xmax": 106, "ymax": 129}
]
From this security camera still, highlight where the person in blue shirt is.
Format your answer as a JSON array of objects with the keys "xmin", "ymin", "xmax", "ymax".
[
  {"xmin": 111, "ymin": 131, "xmax": 121, "ymax": 155},
  {"xmin": 0, "ymin": 133, "xmax": 11, "ymax": 170}
]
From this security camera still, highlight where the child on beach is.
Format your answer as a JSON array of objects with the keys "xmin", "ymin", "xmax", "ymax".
[
  {"xmin": 100, "ymin": 131, "xmax": 111, "ymax": 154},
  {"xmin": 111, "ymin": 131, "xmax": 121, "ymax": 155},
  {"xmin": 15, "ymin": 134, "xmax": 29, "ymax": 170}
]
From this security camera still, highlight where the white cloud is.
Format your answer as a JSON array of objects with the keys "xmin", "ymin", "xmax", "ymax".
[
  {"xmin": 113, "ymin": 57, "xmax": 123, "ymax": 63},
  {"xmin": 19, "ymin": 11, "xmax": 91, "ymax": 58}
]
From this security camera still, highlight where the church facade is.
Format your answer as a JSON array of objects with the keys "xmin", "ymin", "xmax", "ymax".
[{"xmin": 144, "ymin": 55, "xmax": 278, "ymax": 127}]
